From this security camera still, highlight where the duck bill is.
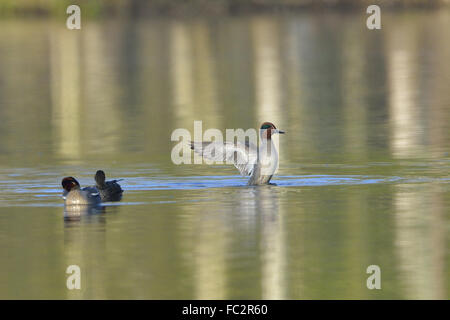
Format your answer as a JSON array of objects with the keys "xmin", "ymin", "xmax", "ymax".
[{"xmin": 276, "ymin": 129, "xmax": 285, "ymax": 134}]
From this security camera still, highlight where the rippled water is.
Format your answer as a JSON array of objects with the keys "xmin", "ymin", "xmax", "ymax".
[{"xmin": 0, "ymin": 11, "xmax": 449, "ymax": 299}]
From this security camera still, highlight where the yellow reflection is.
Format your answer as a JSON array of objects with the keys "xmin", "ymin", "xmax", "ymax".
[
  {"xmin": 387, "ymin": 26, "xmax": 423, "ymax": 158},
  {"xmin": 254, "ymin": 188, "xmax": 286, "ymax": 300},
  {"xmin": 170, "ymin": 21, "xmax": 194, "ymax": 122},
  {"xmin": 193, "ymin": 214, "xmax": 227, "ymax": 299},
  {"xmin": 341, "ymin": 24, "xmax": 367, "ymax": 156},
  {"xmin": 394, "ymin": 186, "xmax": 446, "ymax": 299},
  {"xmin": 170, "ymin": 20, "xmax": 220, "ymax": 130},
  {"xmin": 82, "ymin": 22, "xmax": 121, "ymax": 155},
  {"xmin": 235, "ymin": 187, "xmax": 286, "ymax": 299},
  {"xmin": 282, "ymin": 19, "xmax": 302, "ymax": 124},
  {"xmin": 50, "ymin": 28, "xmax": 82, "ymax": 161},
  {"xmin": 51, "ymin": 22, "xmax": 122, "ymax": 160},
  {"xmin": 251, "ymin": 17, "xmax": 282, "ymax": 125},
  {"xmin": 63, "ymin": 207, "xmax": 107, "ymax": 299},
  {"xmin": 177, "ymin": 202, "xmax": 227, "ymax": 299},
  {"xmin": 192, "ymin": 21, "xmax": 219, "ymax": 125},
  {"xmin": 251, "ymin": 17, "xmax": 285, "ymax": 165}
]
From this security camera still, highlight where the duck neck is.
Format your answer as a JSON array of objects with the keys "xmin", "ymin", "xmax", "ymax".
[
  {"xmin": 259, "ymin": 135, "xmax": 275, "ymax": 158},
  {"xmin": 96, "ymin": 181, "xmax": 106, "ymax": 188}
]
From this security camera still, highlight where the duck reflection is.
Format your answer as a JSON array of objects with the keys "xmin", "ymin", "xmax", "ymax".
[
  {"xmin": 184, "ymin": 185, "xmax": 286, "ymax": 299},
  {"xmin": 239, "ymin": 186, "xmax": 286, "ymax": 299},
  {"xmin": 63, "ymin": 204, "xmax": 105, "ymax": 221},
  {"xmin": 63, "ymin": 205, "xmax": 110, "ymax": 299}
]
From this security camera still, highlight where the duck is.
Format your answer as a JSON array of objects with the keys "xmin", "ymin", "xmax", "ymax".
[
  {"xmin": 61, "ymin": 176, "xmax": 101, "ymax": 205},
  {"xmin": 190, "ymin": 122, "xmax": 285, "ymax": 186},
  {"xmin": 94, "ymin": 170, "xmax": 123, "ymax": 201}
]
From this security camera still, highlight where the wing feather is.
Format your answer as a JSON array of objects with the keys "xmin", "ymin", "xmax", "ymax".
[{"xmin": 190, "ymin": 141, "xmax": 257, "ymax": 176}]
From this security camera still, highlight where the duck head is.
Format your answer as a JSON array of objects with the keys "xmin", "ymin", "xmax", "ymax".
[
  {"xmin": 95, "ymin": 170, "xmax": 106, "ymax": 186},
  {"xmin": 62, "ymin": 177, "xmax": 81, "ymax": 192},
  {"xmin": 260, "ymin": 122, "xmax": 285, "ymax": 139}
]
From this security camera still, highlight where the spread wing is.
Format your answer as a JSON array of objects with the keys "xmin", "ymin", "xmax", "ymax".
[{"xmin": 190, "ymin": 140, "xmax": 257, "ymax": 176}]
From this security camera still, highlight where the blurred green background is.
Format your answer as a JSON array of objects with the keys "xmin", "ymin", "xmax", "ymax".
[{"xmin": 1, "ymin": 0, "xmax": 449, "ymax": 17}]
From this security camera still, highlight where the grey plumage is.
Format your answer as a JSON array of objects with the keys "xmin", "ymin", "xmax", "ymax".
[
  {"xmin": 61, "ymin": 176, "xmax": 101, "ymax": 205},
  {"xmin": 190, "ymin": 140, "xmax": 258, "ymax": 177}
]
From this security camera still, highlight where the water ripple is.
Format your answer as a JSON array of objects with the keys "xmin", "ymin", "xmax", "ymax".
[{"xmin": 0, "ymin": 174, "xmax": 448, "ymax": 207}]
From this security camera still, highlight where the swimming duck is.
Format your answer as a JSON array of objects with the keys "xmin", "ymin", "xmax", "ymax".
[
  {"xmin": 61, "ymin": 176, "xmax": 101, "ymax": 205},
  {"xmin": 190, "ymin": 122, "xmax": 285, "ymax": 186},
  {"xmin": 94, "ymin": 170, "xmax": 123, "ymax": 201}
]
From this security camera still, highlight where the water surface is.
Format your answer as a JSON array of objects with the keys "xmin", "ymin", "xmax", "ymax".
[{"xmin": 0, "ymin": 11, "xmax": 449, "ymax": 299}]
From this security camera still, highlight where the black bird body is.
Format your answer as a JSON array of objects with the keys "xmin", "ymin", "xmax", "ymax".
[{"xmin": 94, "ymin": 170, "xmax": 123, "ymax": 202}]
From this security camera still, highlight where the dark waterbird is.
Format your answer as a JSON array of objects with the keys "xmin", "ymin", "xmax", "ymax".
[{"xmin": 94, "ymin": 170, "xmax": 124, "ymax": 201}]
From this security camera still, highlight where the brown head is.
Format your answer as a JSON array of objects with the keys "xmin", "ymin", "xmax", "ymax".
[
  {"xmin": 260, "ymin": 122, "xmax": 285, "ymax": 139},
  {"xmin": 62, "ymin": 177, "xmax": 80, "ymax": 192},
  {"xmin": 95, "ymin": 170, "xmax": 106, "ymax": 186}
]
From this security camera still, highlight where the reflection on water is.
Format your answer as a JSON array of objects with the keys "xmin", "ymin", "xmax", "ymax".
[
  {"xmin": 50, "ymin": 28, "xmax": 82, "ymax": 161},
  {"xmin": 394, "ymin": 185, "xmax": 447, "ymax": 299},
  {"xmin": 64, "ymin": 204, "xmax": 105, "ymax": 220},
  {"xmin": 63, "ymin": 205, "xmax": 109, "ymax": 299},
  {"xmin": 0, "ymin": 11, "xmax": 449, "ymax": 299},
  {"xmin": 251, "ymin": 187, "xmax": 285, "ymax": 300}
]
